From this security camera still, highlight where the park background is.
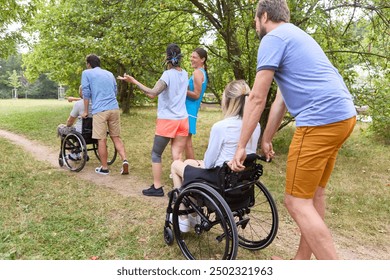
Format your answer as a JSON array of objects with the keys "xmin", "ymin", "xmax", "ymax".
[{"xmin": 0, "ymin": 0, "xmax": 389, "ymax": 259}]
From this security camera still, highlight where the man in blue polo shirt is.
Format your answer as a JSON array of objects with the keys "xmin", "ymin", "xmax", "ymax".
[{"xmin": 81, "ymin": 54, "xmax": 129, "ymax": 175}]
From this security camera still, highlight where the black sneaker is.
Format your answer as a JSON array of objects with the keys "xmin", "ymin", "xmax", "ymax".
[
  {"xmin": 142, "ymin": 185, "xmax": 164, "ymax": 197},
  {"xmin": 95, "ymin": 166, "xmax": 109, "ymax": 175}
]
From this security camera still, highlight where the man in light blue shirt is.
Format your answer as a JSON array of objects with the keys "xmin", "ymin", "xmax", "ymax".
[
  {"xmin": 81, "ymin": 54, "xmax": 128, "ymax": 176},
  {"xmin": 230, "ymin": 0, "xmax": 356, "ymax": 260}
]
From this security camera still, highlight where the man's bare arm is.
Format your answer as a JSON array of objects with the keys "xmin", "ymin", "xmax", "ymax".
[
  {"xmin": 81, "ymin": 98, "xmax": 90, "ymax": 118},
  {"xmin": 229, "ymin": 69, "xmax": 275, "ymax": 171},
  {"xmin": 261, "ymin": 88, "xmax": 287, "ymax": 160},
  {"xmin": 66, "ymin": 116, "xmax": 77, "ymax": 127}
]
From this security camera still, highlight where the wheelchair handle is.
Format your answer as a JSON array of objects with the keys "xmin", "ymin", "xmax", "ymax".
[{"xmin": 258, "ymin": 154, "xmax": 272, "ymax": 163}]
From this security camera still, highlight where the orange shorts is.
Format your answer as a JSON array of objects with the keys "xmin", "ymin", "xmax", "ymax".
[
  {"xmin": 155, "ymin": 118, "xmax": 189, "ymax": 138},
  {"xmin": 92, "ymin": 109, "xmax": 121, "ymax": 139},
  {"xmin": 286, "ymin": 117, "xmax": 356, "ymax": 199}
]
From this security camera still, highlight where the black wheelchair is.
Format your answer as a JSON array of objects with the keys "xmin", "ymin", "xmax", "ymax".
[
  {"xmin": 163, "ymin": 154, "xmax": 278, "ymax": 260},
  {"xmin": 58, "ymin": 117, "xmax": 117, "ymax": 172}
]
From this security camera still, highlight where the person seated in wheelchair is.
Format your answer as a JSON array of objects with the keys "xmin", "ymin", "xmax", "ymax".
[
  {"xmin": 57, "ymin": 85, "xmax": 92, "ymax": 160},
  {"xmin": 170, "ymin": 80, "xmax": 260, "ymax": 230}
]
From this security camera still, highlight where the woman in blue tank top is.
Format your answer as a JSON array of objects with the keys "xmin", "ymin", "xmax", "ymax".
[{"xmin": 185, "ymin": 47, "xmax": 208, "ymax": 159}]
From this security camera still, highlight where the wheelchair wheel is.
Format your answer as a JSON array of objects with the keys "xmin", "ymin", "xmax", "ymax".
[
  {"xmin": 235, "ymin": 181, "xmax": 278, "ymax": 250},
  {"xmin": 172, "ymin": 182, "xmax": 238, "ymax": 260},
  {"xmin": 163, "ymin": 227, "xmax": 174, "ymax": 245},
  {"xmin": 58, "ymin": 150, "xmax": 64, "ymax": 167},
  {"xmin": 93, "ymin": 136, "xmax": 117, "ymax": 165},
  {"xmin": 61, "ymin": 132, "xmax": 88, "ymax": 172}
]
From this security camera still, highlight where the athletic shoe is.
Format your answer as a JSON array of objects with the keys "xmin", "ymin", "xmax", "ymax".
[
  {"xmin": 169, "ymin": 214, "xmax": 191, "ymax": 233},
  {"xmin": 142, "ymin": 184, "xmax": 164, "ymax": 197},
  {"xmin": 95, "ymin": 166, "xmax": 109, "ymax": 175},
  {"xmin": 121, "ymin": 160, "xmax": 129, "ymax": 175},
  {"xmin": 68, "ymin": 153, "xmax": 81, "ymax": 161}
]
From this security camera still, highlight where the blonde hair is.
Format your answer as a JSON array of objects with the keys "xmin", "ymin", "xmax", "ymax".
[{"xmin": 221, "ymin": 80, "xmax": 250, "ymax": 118}]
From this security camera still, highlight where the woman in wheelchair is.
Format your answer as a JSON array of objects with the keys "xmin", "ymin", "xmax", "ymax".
[{"xmin": 170, "ymin": 79, "xmax": 260, "ymax": 231}]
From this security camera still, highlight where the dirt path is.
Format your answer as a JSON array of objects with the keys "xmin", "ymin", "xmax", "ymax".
[
  {"xmin": 0, "ymin": 129, "xmax": 166, "ymax": 207},
  {"xmin": 1, "ymin": 129, "xmax": 388, "ymax": 260}
]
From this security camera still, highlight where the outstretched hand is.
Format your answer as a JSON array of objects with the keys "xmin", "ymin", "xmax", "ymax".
[
  {"xmin": 117, "ymin": 73, "xmax": 136, "ymax": 84},
  {"xmin": 67, "ymin": 97, "xmax": 80, "ymax": 103}
]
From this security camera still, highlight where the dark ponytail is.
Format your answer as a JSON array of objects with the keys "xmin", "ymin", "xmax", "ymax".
[{"xmin": 166, "ymin": 43, "xmax": 183, "ymax": 67}]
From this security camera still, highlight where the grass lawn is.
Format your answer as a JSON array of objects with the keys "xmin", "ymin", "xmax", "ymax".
[{"xmin": 0, "ymin": 99, "xmax": 389, "ymax": 260}]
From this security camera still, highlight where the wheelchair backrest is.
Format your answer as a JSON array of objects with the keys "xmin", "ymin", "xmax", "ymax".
[
  {"xmin": 219, "ymin": 153, "xmax": 263, "ymax": 190},
  {"xmin": 218, "ymin": 154, "xmax": 263, "ymax": 210},
  {"xmin": 81, "ymin": 117, "xmax": 96, "ymax": 144}
]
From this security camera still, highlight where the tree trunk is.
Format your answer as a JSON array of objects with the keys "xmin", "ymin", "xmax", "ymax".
[{"xmin": 117, "ymin": 64, "xmax": 133, "ymax": 114}]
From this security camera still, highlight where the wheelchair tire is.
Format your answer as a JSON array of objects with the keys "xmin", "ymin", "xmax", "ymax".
[
  {"xmin": 236, "ymin": 181, "xmax": 278, "ymax": 250},
  {"xmin": 163, "ymin": 227, "xmax": 174, "ymax": 245},
  {"xmin": 172, "ymin": 182, "xmax": 238, "ymax": 260},
  {"xmin": 58, "ymin": 157, "xmax": 64, "ymax": 167},
  {"xmin": 61, "ymin": 132, "xmax": 88, "ymax": 172},
  {"xmin": 93, "ymin": 136, "xmax": 117, "ymax": 165}
]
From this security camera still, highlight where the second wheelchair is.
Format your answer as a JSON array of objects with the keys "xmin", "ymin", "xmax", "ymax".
[{"xmin": 58, "ymin": 117, "xmax": 117, "ymax": 172}]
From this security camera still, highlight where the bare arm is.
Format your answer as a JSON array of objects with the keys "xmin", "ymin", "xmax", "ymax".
[
  {"xmin": 117, "ymin": 74, "xmax": 167, "ymax": 98},
  {"xmin": 137, "ymin": 79, "xmax": 167, "ymax": 97},
  {"xmin": 261, "ymin": 88, "xmax": 287, "ymax": 160},
  {"xmin": 66, "ymin": 115, "xmax": 77, "ymax": 127},
  {"xmin": 81, "ymin": 98, "xmax": 89, "ymax": 118},
  {"xmin": 67, "ymin": 97, "xmax": 81, "ymax": 103},
  {"xmin": 187, "ymin": 69, "xmax": 203, "ymax": 100},
  {"xmin": 229, "ymin": 69, "xmax": 275, "ymax": 171}
]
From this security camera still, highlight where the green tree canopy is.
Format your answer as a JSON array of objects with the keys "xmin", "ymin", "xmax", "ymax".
[
  {"xmin": 20, "ymin": 0, "xmax": 389, "ymax": 141},
  {"xmin": 0, "ymin": 0, "xmax": 34, "ymax": 58},
  {"xmin": 22, "ymin": 0, "xmax": 204, "ymax": 112}
]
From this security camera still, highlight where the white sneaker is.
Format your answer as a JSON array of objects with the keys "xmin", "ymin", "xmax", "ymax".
[
  {"xmin": 188, "ymin": 214, "xmax": 201, "ymax": 227},
  {"xmin": 68, "ymin": 152, "xmax": 81, "ymax": 161},
  {"xmin": 169, "ymin": 214, "xmax": 191, "ymax": 233}
]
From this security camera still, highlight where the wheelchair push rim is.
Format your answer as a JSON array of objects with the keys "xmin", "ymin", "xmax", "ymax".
[
  {"xmin": 61, "ymin": 131, "xmax": 88, "ymax": 172},
  {"xmin": 172, "ymin": 182, "xmax": 239, "ymax": 260}
]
